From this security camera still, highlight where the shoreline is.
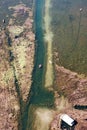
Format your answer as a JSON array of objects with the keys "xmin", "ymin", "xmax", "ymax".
[{"xmin": 44, "ymin": 0, "xmax": 54, "ymax": 88}]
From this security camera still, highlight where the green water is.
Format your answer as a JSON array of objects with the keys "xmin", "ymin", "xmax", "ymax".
[
  {"xmin": 29, "ymin": 0, "xmax": 54, "ymax": 107},
  {"xmin": 51, "ymin": 0, "xmax": 87, "ymax": 76}
]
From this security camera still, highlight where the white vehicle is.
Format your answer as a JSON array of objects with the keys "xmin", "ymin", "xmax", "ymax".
[{"xmin": 60, "ymin": 114, "xmax": 75, "ymax": 127}]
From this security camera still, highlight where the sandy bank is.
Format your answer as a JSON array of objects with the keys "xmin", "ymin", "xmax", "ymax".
[
  {"xmin": 44, "ymin": 0, "xmax": 54, "ymax": 88},
  {"xmin": 27, "ymin": 105, "xmax": 55, "ymax": 130}
]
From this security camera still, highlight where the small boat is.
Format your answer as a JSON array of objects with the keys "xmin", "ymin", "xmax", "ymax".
[
  {"xmin": 80, "ymin": 8, "xmax": 83, "ymax": 12},
  {"xmin": 38, "ymin": 64, "xmax": 43, "ymax": 69},
  {"xmin": 2, "ymin": 19, "xmax": 5, "ymax": 23}
]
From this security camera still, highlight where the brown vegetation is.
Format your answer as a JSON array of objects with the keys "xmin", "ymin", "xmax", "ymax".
[
  {"xmin": 0, "ymin": 2, "xmax": 35, "ymax": 130},
  {"xmin": 0, "ymin": 30, "xmax": 20, "ymax": 130},
  {"xmin": 50, "ymin": 64, "xmax": 87, "ymax": 130}
]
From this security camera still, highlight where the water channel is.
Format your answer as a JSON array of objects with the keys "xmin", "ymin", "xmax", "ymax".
[
  {"xmin": 27, "ymin": 0, "xmax": 54, "ymax": 111},
  {"xmin": 25, "ymin": 0, "xmax": 54, "ymax": 130}
]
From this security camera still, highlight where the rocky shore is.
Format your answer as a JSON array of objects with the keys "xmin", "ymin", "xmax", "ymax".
[{"xmin": 0, "ymin": 2, "xmax": 35, "ymax": 130}]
